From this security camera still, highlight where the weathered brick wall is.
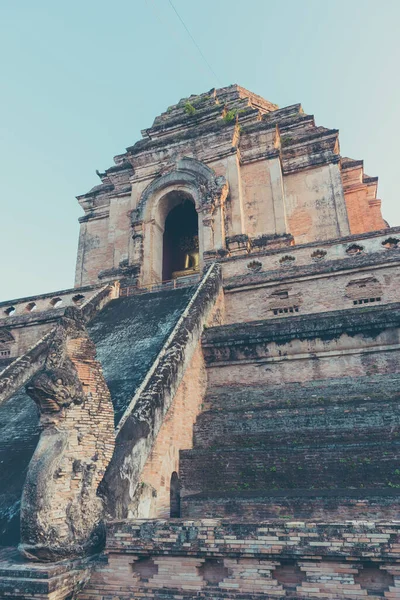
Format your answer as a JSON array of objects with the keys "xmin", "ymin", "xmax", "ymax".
[
  {"xmin": 184, "ymin": 491, "xmax": 400, "ymax": 522},
  {"xmin": 78, "ymin": 520, "xmax": 400, "ymax": 599},
  {"xmin": 205, "ymin": 314, "xmax": 400, "ymax": 386},
  {"xmin": 241, "ymin": 160, "xmax": 277, "ymax": 237},
  {"xmin": 207, "ymin": 341, "xmax": 397, "ymax": 387},
  {"xmin": 341, "ymin": 159, "xmax": 387, "ymax": 234},
  {"xmin": 180, "ymin": 441, "xmax": 400, "ymax": 496},
  {"xmin": 283, "ymin": 163, "xmax": 350, "ymax": 243},
  {"xmin": 75, "ymin": 218, "xmax": 114, "ymax": 287},
  {"xmin": 224, "ymin": 262, "xmax": 400, "ymax": 324},
  {"xmin": 0, "ymin": 549, "xmax": 95, "ymax": 600},
  {"xmin": 345, "ymin": 191, "xmax": 386, "ymax": 234},
  {"xmin": 136, "ymin": 343, "xmax": 207, "ymax": 518},
  {"xmin": 136, "ymin": 289, "xmax": 225, "ymax": 518},
  {"xmin": 219, "ymin": 228, "xmax": 400, "ymax": 280}
]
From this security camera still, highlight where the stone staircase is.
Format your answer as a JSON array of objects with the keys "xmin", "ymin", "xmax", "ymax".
[
  {"xmin": 181, "ymin": 370, "xmax": 400, "ymax": 521},
  {"xmin": 0, "ymin": 284, "xmax": 197, "ymax": 547}
]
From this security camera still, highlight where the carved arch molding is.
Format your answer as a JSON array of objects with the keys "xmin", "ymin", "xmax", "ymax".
[
  {"xmin": 132, "ymin": 157, "xmax": 228, "ymax": 224},
  {"xmin": 130, "ymin": 158, "xmax": 229, "ymax": 280},
  {"xmin": 0, "ymin": 329, "xmax": 15, "ymax": 344}
]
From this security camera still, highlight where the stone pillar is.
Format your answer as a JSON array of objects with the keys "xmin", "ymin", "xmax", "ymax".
[
  {"xmin": 329, "ymin": 161, "xmax": 351, "ymax": 237},
  {"xmin": 268, "ymin": 155, "xmax": 287, "ymax": 235},
  {"xmin": 226, "ymin": 152, "xmax": 245, "ymax": 236}
]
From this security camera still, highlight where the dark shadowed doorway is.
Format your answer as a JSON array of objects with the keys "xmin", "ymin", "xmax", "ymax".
[
  {"xmin": 170, "ymin": 471, "xmax": 181, "ymax": 518},
  {"xmin": 162, "ymin": 198, "xmax": 199, "ymax": 281}
]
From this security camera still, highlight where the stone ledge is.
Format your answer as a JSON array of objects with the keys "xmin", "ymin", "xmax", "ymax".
[
  {"xmin": 223, "ymin": 248, "xmax": 400, "ymax": 291},
  {"xmin": 77, "ymin": 520, "xmax": 400, "ymax": 599},
  {"xmin": 202, "ymin": 302, "xmax": 400, "ymax": 350},
  {"xmin": 218, "ymin": 226, "xmax": 400, "ymax": 266},
  {"xmin": 0, "ymin": 548, "xmax": 94, "ymax": 599},
  {"xmin": 105, "ymin": 519, "xmax": 400, "ymax": 560}
]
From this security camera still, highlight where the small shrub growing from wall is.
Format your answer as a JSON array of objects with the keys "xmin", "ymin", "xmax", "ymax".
[
  {"xmin": 184, "ymin": 102, "xmax": 196, "ymax": 116},
  {"xmin": 280, "ymin": 135, "xmax": 293, "ymax": 147},
  {"xmin": 223, "ymin": 110, "xmax": 236, "ymax": 123}
]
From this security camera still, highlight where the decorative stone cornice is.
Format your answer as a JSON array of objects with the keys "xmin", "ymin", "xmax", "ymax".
[{"xmin": 202, "ymin": 302, "xmax": 400, "ymax": 366}]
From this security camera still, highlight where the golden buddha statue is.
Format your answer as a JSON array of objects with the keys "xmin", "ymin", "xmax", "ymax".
[{"xmin": 172, "ymin": 234, "xmax": 200, "ymax": 279}]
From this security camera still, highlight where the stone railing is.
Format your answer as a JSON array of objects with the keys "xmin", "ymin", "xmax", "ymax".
[
  {"xmin": 0, "ymin": 284, "xmax": 118, "ymax": 404},
  {"xmin": 0, "ymin": 328, "xmax": 54, "ymax": 403},
  {"xmin": 0, "ymin": 283, "xmax": 111, "ymax": 323},
  {"xmin": 100, "ymin": 263, "xmax": 222, "ymax": 519},
  {"xmin": 221, "ymin": 226, "xmax": 400, "ymax": 282}
]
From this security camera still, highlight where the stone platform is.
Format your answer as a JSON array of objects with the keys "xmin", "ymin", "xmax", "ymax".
[
  {"xmin": 78, "ymin": 519, "xmax": 400, "ymax": 599},
  {"xmin": 0, "ymin": 547, "xmax": 94, "ymax": 599}
]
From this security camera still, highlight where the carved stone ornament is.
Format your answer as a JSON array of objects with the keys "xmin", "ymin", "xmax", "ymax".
[
  {"xmin": 26, "ymin": 361, "xmax": 84, "ymax": 413},
  {"xmin": 135, "ymin": 157, "xmax": 228, "ymax": 223},
  {"xmin": 197, "ymin": 175, "xmax": 227, "ymax": 211},
  {"xmin": 19, "ymin": 317, "xmax": 115, "ymax": 561}
]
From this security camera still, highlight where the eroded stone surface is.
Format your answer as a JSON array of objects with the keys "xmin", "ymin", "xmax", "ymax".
[{"xmin": 19, "ymin": 314, "xmax": 115, "ymax": 561}]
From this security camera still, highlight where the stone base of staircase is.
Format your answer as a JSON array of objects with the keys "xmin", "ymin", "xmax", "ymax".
[
  {"xmin": 0, "ymin": 548, "xmax": 94, "ymax": 600},
  {"xmin": 78, "ymin": 519, "xmax": 400, "ymax": 599}
]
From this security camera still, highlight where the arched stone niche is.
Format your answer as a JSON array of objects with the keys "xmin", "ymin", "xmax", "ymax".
[
  {"xmin": 131, "ymin": 157, "xmax": 228, "ymax": 285},
  {"xmin": 0, "ymin": 328, "xmax": 15, "ymax": 359}
]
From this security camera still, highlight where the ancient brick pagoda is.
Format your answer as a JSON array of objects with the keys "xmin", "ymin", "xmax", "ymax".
[{"xmin": 0, "ymin": 84, "xmax": 400, "ymax": 599}]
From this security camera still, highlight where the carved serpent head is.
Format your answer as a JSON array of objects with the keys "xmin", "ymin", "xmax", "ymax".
[{"xmin": 26, "ymin": 362, "xmax": 84, "ymax": 413}]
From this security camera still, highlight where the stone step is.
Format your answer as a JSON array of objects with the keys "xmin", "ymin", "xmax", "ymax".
[
  {"xmin": 180, "ymin": 442, "xmax": 400, "ymax": 495},
  {"xmin": 204, "ymin": 374, "xmax": 400, "ymax": 412},
  {"xmin": 194, "ymin": 425, "xmax": 400, "ymax": 450},
  {"xmin": 0, "ymin": 547, "xmax": 93, "ymax": 598},
  {"xmin": 182, "ymin": 488, "xmax": 400, "ymax": 521},
  {"xmin": 193, "ymin": 401, "xmax": 400, "ymax": 448}
]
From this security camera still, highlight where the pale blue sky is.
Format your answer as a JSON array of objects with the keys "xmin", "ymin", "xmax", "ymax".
[{"xmin": 1, "ymin": 0, "xmax": 399, "ymax": 300}]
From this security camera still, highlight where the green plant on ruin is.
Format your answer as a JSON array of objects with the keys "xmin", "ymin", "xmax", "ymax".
[
  {"xmin": 191, "ymin": 95, "xmax": 210, "ymax": 107},
  {"xmin": 280, "ymin": 135, "xmax": 293, "ymax": 147},
  {"xmin": 223, "ymin": 109, "xmax": 237, "ymax": 123},
  {"xmin": 184, "ymin": 102, "xmax": 196, "ymax": 116},
  {"xmin": 233, "ymin": 482, "xmax": 250, "ymax": 491}
]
